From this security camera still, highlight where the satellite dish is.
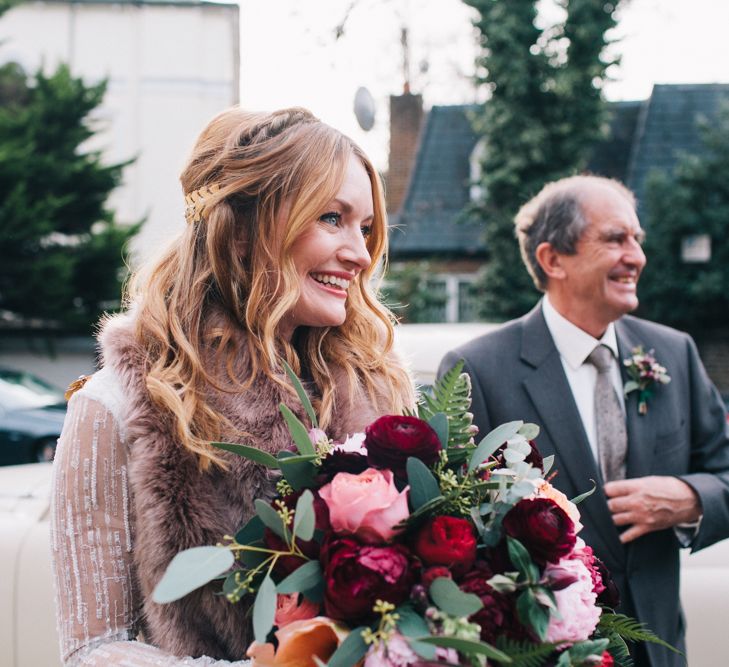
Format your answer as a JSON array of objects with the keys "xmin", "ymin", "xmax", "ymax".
[{"xmin": 354, "ymin": 87, "xmax": 376, "ymax": 131}]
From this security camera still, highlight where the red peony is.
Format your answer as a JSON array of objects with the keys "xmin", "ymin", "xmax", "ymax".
[
  {"xmin": 460, "ymin": 561, "xmax": 534, "ymax": 645},
  {"xmin": 413, "ymin": 516, "xmax": 477, "ymax": 578},
  {"xmin": 321, "ymin": 537, "xmax": 419, "ymax": 622},
  {"xmin": 502, "ymin": 498, "xmax": 576, "ymax": 566},
  {"xmin": 365, "ymin": 415, "xmax": 441, "ymax": 478}
]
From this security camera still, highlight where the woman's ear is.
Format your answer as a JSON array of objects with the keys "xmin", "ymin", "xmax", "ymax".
[{"xmin": 535, "ymin": 242, "xmax": 567, "ymax": 281}]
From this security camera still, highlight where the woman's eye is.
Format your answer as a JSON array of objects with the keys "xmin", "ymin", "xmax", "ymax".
[
  {"xmin": 361, "ymin": 225, "xmax": 372, "ymax": 238},
  {"xmin": 319, "ymin": 211, "xmax": 341, "ymax": 226}
]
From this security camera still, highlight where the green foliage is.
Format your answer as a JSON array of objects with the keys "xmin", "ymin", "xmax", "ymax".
[
  {"xmin": 0, "ymin": 63, "xmax": 138, "ymax": 332},
  {"xmin": 381, "ymin": 261, "xmax": 448, "ymax": 323},
  {"xmin": 638, "ymin": 105, "xmax": 729, "ymax": 334},
  {"xmin": 464, "ymin": 0, "xmax": 622, "ymax": 319},
  {"xmin": 151, "ymin": 546, "xmax": 234, "ymax": 604},
  {"xmin": 495, "ymin": 638, "xmax": 558, "ymax": 667},
  {"xmin": 418, "ymin": 359, "xmax": 477, "ymax": 448}
]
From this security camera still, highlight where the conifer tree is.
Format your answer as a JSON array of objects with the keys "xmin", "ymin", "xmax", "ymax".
[
  {"xmin": 465, "ymin": 0, "xmax": 621, "ymax": 319},
  {"xmin": 638, "ymin": 107, "xmax": 729, "ymax": 333},
  {"xmin": 0, "ymin": 63, "xmax": 138, "ymax": 332}
]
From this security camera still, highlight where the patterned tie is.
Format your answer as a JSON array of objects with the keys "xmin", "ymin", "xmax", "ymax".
[{"xmin": 587, "ymin": 344, "xmax": 627, "ymax": 482}]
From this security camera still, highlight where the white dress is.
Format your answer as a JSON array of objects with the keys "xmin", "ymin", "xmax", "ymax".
[{"xmin": 50, "ymin": 366, "xmax": 250, "ymax": 666}]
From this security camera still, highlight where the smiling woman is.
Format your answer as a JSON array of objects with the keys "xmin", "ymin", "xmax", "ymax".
[{"xmin": 49, "ymin": 106, "xmax": 414, "ymax": 666}]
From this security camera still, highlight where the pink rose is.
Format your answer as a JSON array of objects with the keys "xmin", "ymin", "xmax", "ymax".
[
  {"xmin": 274, "ymin": 593, "xmax": 320, "ymax": 628},
  {"xmin": 319, "ymin": 468, "xmax": 409, "ymax": 543}
]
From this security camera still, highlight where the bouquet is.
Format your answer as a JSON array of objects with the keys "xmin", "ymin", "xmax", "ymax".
[{"xmin": 154, "ymin": 362, "xmax": 673, "ymax": 666}]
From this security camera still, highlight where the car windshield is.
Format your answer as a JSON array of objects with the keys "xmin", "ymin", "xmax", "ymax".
[{"xmin": 0, "ymin": 369, "xmax": 65, "ymax": 411}]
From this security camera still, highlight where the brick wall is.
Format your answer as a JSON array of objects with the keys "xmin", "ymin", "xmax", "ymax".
[{"xmin": 386, "ymin": 93, "xmax": 424, "ymax": 214}]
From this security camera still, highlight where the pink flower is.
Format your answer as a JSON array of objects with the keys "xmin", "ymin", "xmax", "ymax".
[
  {"xmin": 334, "ymin": 432, "xmax": 367, "ymax": 454},
  {"xmin": 274, "ymin": 593, "xmax": 320, "ymax": 628},
  {"xmin": 319, "ymin": 468, "xmax": 409, "ymax": 543},
  {"xmin": 248, "ymin": 616, "xmax": 347, "ymax": 667},
  {"xmin": 544, "ymin": 557, "xmax": 601, "ymax": 644},
  {"xmin": 364, "ymin": 633, "xmax": 418, "ymax": 666}
]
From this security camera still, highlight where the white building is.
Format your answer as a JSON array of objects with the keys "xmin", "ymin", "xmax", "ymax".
[{"xmin": 0, "ymin": 0, "xmax": 240, "ymax": 265}]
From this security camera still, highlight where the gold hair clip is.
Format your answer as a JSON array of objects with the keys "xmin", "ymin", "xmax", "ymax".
[{"xmin": 184, "ymin": 183, "xmax": 221, "ymax": 224}]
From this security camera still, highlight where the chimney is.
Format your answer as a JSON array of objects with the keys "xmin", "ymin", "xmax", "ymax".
[{"xmin": 387, "ymin": 92, "xmax": 423, "ymax": 214}]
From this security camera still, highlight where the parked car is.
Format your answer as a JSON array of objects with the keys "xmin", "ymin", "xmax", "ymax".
[
  {"xmin": 1, "ymin": 324, "xmax": 726, "ymax": 666},
  {"xmin": 0, "ymin": 368, "xmax": 66, "ymax": 465}
]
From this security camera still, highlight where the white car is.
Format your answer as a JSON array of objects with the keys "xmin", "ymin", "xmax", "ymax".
[{"xmin": 1, "ymin": 323, "xmax": 727, "ymax": 666}]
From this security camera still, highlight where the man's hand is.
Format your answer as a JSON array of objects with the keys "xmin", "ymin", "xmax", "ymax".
[{"xmin": 603, "ymin": 476, "xmax": 702, "ymax": 544}]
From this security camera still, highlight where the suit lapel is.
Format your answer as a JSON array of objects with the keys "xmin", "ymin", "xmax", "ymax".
[
  {"xmin": 616, "ymin": 319, "xmax": 657, "ymax": 479},
  {"xmin": 521, "ymin": 305, "xmax": 625, "ymax": 564}
]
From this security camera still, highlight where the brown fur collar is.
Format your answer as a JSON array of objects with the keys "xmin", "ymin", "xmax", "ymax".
[{"xmin": 98, "ymin": 311, "xmax": 387, "ymax": 660}]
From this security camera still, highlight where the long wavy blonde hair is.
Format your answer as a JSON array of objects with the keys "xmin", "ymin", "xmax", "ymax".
[{"xmin": 127, "ymin": 107, "xmax": 414, "ymax": 469}]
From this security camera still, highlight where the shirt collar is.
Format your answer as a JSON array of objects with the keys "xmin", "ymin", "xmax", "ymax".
[{"xmin": 542, "ymin": 295, "xmax": 619, "ymax": 370}]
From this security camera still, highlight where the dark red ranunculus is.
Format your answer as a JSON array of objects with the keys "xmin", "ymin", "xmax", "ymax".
[
  {"xmin": 365, "ymin": 415, "xmax": 441, "ymax": 478},
  {"xmin": 413, "ymin": 516, "xmax": 477, "ymax": 578},
  {"xmin": 593, "ymin": 556, "xmax": 620, "ymax": 609},
  {"xmin": 263, "ymin": 491, "xmax": 330, "ymax": 576},
  {"xmin": 317, "ymin": 450, "xmax": 369, "ymax": 483},
  {"xmin": 502, "ymin": 498, "xmax": 576, "ymax": 566},
  {"xmin": 322, "ymin": 537, "xmax": 419, "ymax": 622},
  {"xmin": 460, "ymin": 561, "xmax": 534, "ymax": 645}
]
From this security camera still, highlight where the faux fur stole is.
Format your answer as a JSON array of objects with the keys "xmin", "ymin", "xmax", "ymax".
[{"xmin": 97, "ymin": 310, "xmax": 386, "ymax": 660}]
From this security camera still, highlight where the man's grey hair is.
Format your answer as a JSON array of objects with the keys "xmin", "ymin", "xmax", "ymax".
[{"xmin": 514, "ymin": 175, "xmax": 637, "ymax": 291}]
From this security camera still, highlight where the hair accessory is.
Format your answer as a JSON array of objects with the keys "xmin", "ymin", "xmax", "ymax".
[{"xmin": 184, "ymin": 183, "xmax": 221, "ymax": 224}]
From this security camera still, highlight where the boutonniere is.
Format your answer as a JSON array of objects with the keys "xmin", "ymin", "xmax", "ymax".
[{"xmin": 623, "ymin": 346, "xmax": 671, "ymax": 415}]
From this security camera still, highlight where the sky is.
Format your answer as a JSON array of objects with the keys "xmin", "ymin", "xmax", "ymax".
[{"xmin": 238, "ymin": 0, "xmax": 729, "ymax": 170}]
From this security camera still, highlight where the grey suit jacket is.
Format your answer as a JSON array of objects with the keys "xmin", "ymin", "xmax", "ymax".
[{"xmin": 438, "ymin": 303, "xmax": 729, "ymax": 667}]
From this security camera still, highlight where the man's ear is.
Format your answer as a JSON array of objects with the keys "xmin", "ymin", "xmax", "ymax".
[{"xmin": 535, "ymin": 242, "xmax": 567, "ymax": 281}]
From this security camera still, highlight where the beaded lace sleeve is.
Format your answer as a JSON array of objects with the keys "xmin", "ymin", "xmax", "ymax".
[{"xmin": 51, "ymin": 372, "xmax": 250, "ymax": 666}]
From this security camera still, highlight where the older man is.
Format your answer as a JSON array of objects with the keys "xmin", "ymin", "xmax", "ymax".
[{"xmin": 438, "ymin": 175, "xmax": 729, "ymax": 666}]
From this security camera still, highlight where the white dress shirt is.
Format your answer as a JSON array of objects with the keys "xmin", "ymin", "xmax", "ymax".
[{"xmin": 542, "ymin": 295, "xmax": 625, "ymax": 465}]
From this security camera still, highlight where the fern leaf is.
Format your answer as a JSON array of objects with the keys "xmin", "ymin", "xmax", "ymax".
[
  {"xmin": 417, "ymin": 359, "xmax": 476, "ymax": 449},
  {"xmin": 494, "ymin": 638, "xmax": 557, "ymax": 667},
  {"xmin": 598, "ymin": 613, "xmax": 683, "ymax": 657}
]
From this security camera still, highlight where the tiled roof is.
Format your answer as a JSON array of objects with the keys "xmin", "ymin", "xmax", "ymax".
[
  {"xmin": 627, "ymin": 84, "xmax": 729, "ymax": 209},
  {"xmin": 389, "ymin": 84, "xmax": 729, "ymax": 258},
  {"xmin": 389, "ymin": 104, "xmax": 486, "ymax": 257}
]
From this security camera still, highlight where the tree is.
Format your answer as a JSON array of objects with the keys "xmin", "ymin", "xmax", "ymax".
[
  {"xmin": 380, "ymin": 262, "xmax": 449, "ymax": 324},
  {"xmin": 637, "ymin": 106, "xmax": 729, "ymax": 334},
  {"xmin": 465, "ymin": 0, "xmax": 621, "ymax": 319},
  {"xmin": 0, "ymin": 63, "xmax": 138, "ymax": 332}
]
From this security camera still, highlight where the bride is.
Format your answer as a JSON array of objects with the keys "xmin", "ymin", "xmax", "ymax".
[{"xmin": 51, "ymin": 106, "xmax": 414, "ymax": 665}]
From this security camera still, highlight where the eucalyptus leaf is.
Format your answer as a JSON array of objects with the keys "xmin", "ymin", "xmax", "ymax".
[
  {"xmin": 152, "ymin": 546, "xmax": 234, "ymax": 604},
  {"xmin": 279, "ymin": 457, "xmax": 317, "ymax": 491},
  {"xmin": 517, "ymin": 589, "xmax": 549, "ymax": 641},
  {"xmin": 210, "ymin": 441, "xmax": 279, "ymax": 468},
  {"xmin": 253, "ymin": 574, "xmax": 277, "ymax": 643},
  {"xmin": 428, "ymin": 412, "xmax": 448, "ymax": 448},
  {"xmin": 507, "ymin": 537, "xmax": 537, "ymax": 583},
  {"xmin": 254, "ymin": 499, "xmax": 289, "ymax": 541},
  {"xmin": 429, "ymin": 577, "xmax": 483, "ymax": 616},
  {"xmin": 542, "ymin": 454, "xmax": 555, "ymax": 476},
  {"xmin": 293, "ymin": 490, "xmax": 315, "ymax": 541},
  {"xmin": 469, "ymin": 420, "xmax": 523, "ymax": 472},
  {"xmin": 571, "ymin": 480, "xmax": 597, "ymax": 505},
  {"xmin": 279, "ymin": 403, "xmax": 316, "ymax": 456},
  {"xmin": 396, "ymin": 606, "xmax": 431, "ymax": 638},
  {"xmin": 235, "ymin": 514, "xmax": 265, "ymax": 546},
  {"xmin": 517, "ymin": 422, "xmax": 540, "ymax": 440},
  {"xmin": 328, "ymin": 626, "xmax": 369, "ymax": 667},
  {"xmin": 623, "ymin": 379, "xmax": 640, "ymax": 397},
  {"xmin": 414, "ymin": 636, "xmax": 512, "ymax": 663},
  {"xmin": 407, "ymin": 457, "xmax": 441, "ymax": 509},
  {"xmin": 276, "ymin": 560, "xmax": 322, "ymax": 594},
  {"xmin": 282, "ymin": 359, "xmax": 318, "ymax": 427}
]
